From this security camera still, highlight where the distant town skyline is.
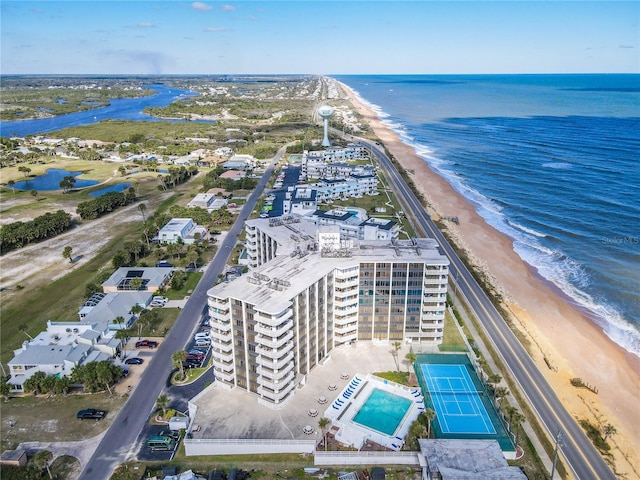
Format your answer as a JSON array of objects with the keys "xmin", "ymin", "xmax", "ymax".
[{"xmin": 1, "ymin": 1, "xmax": 638, "ymax": 75}]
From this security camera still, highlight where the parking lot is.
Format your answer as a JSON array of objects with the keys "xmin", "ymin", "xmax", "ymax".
[{"xmin": 131, "ymin": 316, "xmax": 213, "ymax": 461}]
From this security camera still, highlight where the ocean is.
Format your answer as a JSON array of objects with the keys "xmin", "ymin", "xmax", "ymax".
[{"xmin": 334, "ymin": 74, "xmax": 640, "ymax": 356}]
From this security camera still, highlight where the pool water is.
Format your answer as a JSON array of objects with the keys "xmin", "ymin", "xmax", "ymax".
[{"xmin": 352, "ymin": 388, "xmax": 411, "ymax": 435}]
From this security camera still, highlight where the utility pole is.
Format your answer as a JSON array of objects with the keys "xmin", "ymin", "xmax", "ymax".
[{"xmin": 550, "ymin": 430, "xmax": 564, "ymax": 479}]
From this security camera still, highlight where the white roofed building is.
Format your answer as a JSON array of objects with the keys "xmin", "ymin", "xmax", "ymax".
[{"xmin": 207, "ymin": 217, "xmax": 448, "ymax": 408}]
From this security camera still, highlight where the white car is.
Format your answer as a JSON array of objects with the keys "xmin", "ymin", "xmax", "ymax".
[
  {"xmin": 195, "ymin": 332, "xmax": 210, "ymax": 340},
  {"xmin": 195, "ymin": 338, "xmax": 211, "ymax": 346},
  {"xmin": 153, "ymin": 296, "xmax": 168, "ymax": 304}
]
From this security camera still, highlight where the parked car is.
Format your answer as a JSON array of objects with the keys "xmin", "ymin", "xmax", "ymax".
[
  {"xmin": 187, "ymin": 352, "xmax": 204, "ymax": 360},
  {"xmin": 194, "ymin": 332, "xmax": 210, "ymax": 340},
  {"xmin": 135, "ymin": 340, "xmax": 158, "ymax": 349},
  {"xmin": 186, "ymin": 354, "xmax": 203, "ymax": 363},
  {"xmin": 124, "ymin": 357, "xmax": 144, "ymax": 365},
  {"xmin": 153, "ymin": 296, "xmax": 168, "ymax": 304},
  {"xmin": 77, "ymin": 408, "xmax": 107, "ymax": 420},
  {"xmin": 158, "ymin": 430, "xmax": 180, "ymax": 440},
  {"xmin": 195, "ymin": 338, "xmax": 211, "ymax": 347}
]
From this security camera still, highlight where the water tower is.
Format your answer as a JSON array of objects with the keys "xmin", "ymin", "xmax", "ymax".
[{"xmin": 318, "ymin": 105, "xmax": 335, "ymax": 147}]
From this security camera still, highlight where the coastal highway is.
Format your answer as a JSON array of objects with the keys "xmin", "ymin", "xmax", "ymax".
[
  {"xmin": 78, "ymin": 147, "xmax": 286, "ymax": 480},
  {"xmin": 352, "ymin": 135, "xmax": 616, "ymax": 480}
]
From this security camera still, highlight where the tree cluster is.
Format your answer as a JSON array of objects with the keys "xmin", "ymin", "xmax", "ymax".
[
  {"xmin": 112, "ymin": 239, "xmax": 150, "ymax": 269},
  {"xmin": 71, "ymin": 360, "xmax": 124, "ymax": 393},
  {"xmin": 76, "ymin": 189, "xmax": 137, "ymax": 220},
  {"xmin": 201, "ymin": 165, "xmax": 257, "ymax": 192},
  {"xmin": 22, "ymin": 371, "xmax": 72, "ymax": 396},
  {"xmin": 0, "ymin": 209, "xmax": 72, "ymax": 253},
  {"xmin": 157, "ymin": 166, "xmax": 198, "ymax": 191}
]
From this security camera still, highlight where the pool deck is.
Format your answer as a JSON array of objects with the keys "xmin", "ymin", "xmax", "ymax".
[
  {"xmin": 325, "ymin": 374, "xmax": 424, "ymax": 451},
  {"xmin": 189, "ymin": 342, "xmax": 406, "ymax": 442}
]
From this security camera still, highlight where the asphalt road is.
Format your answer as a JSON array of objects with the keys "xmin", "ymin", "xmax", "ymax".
[
  {"xmin": 352, "ymin": 135, "xmax": 615, "ymax": 480},
  {"xmin": 78, "ymin": 147, "xmax": 286, "ymax": 480}
]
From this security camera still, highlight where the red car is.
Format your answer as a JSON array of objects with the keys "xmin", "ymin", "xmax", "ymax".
[{"xmin": 135, "ymin": 340, "xmax": 158, "ymax": 349}]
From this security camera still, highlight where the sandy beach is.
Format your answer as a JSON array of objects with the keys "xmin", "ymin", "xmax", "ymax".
[{"xmin": 337, "ymin": 81, "xmax": 640, "ymax": 477}]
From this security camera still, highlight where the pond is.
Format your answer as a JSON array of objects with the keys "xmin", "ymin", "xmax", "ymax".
[
  {"xmin": 88, "ymin": 182, "xmax": 132, "ymax": 197},
  {"xmin": 11, "ymin": 168, "xmax": 99, "ymax": 191}
]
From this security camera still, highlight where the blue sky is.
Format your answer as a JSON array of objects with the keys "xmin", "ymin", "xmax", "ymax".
[{"xmin": 1, "ymin": 1, "xmax": 638, "ymax": 74}]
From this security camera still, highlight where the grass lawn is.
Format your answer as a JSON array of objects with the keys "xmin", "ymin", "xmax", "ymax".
[
  {"xmin": 0, "ymin": 392, "xmax": 127, "ymax": 450},
  {"xmin": 439, "ymin": 310, "xmax": 468, "ymax": 352}
]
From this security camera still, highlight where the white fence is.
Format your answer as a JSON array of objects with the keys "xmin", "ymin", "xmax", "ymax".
[
  {"xmin": 184, "ymin": 438, "xmax": 316, "ymax": 456},
  {"xmin": 314, "ymin": 451, "xmax": 421, "ymax": 466}
]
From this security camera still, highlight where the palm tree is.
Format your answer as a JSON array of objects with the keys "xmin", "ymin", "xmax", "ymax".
[
  {"xmin": 602, "ymin": 423, "xmax": 617, "ymax": 442},
  {"xmin": 494, "ymin": 386, "xmax": 509, "ymax": 405},
  {"xmin": 156, "ymin": 393, "xmax": 170, "ymax": 418},
  {"xmin": 33, "ymin": 450, "xmax": 53, "ymax": 479},
  {"xmin": 511, "ymin": 411, "xmax": 526, "ymax": 446},
  {"xmin": 115, "ymin": 328, "xmax": 130, "ymax": 358},
  {"xmin": 391, "ymin": 341, "xmax": 402, "ymax": 371},
  {"xmin": 318, "ymin": 417, "xmax": 330, "ymax": 451},
  {"xmin": 18, "ymin": 324, "xmax": 33, "ymax": 340},
  {"xmin": 138, "ymin": 203, "xmax": 147, "ymax": 223},
  {"xmin": 404, "ymin": 350, "xmax": 417, "ymax": 382},
  {"xmin": 172, "ymin": 350, "xmax": 187, "ymax": 381},
  {"xmin": 422, "ymin": 408, "xmax": 436, "ymax": 438}
]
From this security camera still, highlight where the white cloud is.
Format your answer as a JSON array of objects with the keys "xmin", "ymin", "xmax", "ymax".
[
  {"xmin": 204, "ymin": 27, "xmax": 226, "ymax": 32},
  {"xmin": 222, "ymin": 4, "xmax": 236, "ymax": 12},
  {"xmin": 127, "ymin": 22, "xmax": 155, "ymax": 29},
  {"xmin": 192, "ymin": 2, "xmax": 212, "ymax": 12}
]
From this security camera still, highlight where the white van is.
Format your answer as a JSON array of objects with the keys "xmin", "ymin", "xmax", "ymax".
[{"xmin": 195, "ymin": 332, "xmax": 210, "ymax": 340}]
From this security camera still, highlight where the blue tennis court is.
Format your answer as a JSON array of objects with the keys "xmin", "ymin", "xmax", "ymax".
[{"xmin": 421, "ymin": 364, "xmax": 496, "ymax": 435}]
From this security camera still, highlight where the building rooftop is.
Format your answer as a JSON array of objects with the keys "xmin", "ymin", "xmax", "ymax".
[
  {"xmin": 208, "ymin": 235, "xmax": 447, "ymax": 315},
  {"xmin": 418, "ymin": 439, "xmax": 527, "ymax": 480}
]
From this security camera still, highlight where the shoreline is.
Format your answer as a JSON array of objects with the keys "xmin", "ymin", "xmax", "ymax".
[{"xmin": 337, "ymin": 80, "xmax": 640, "ymax": 477}]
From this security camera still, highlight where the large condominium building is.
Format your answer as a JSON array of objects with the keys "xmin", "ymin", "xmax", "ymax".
[{"xmin": 206, "ymin": 219, "xmax": 449, "ymax": 408}]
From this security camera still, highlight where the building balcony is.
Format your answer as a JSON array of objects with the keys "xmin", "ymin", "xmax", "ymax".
[
  {"xmin": 256, "ymin": 362, "xmax": 294, "ymax": 380},
  {"xmin": 209, "ymin": 328, "xmax": 233, "ymax": 342},
  {"xmin": 257, "ymin": 381, "xmax": 295, "ymax": 403},
  {"xmin": 214, "ymin": 368, "xmax": 235, "ymax": 383},
  {"xmin": 256, "ymin": 351, "xmax": 294, "ymax": 371},
  {"xmin": 212, "ymin": 349, "xmax": 234, "ymax": 363},
  {"xmin": 256, "ymin": 310, "xmax": 293, "ymax": 327},
  {"xmin": 334, "ymin": 331, "xmax": 357, "ymax": 344},
  {"xmin": 256, "ymin": 330, "xmax": 294, "ymax": 350},
  {"xmin": 212, "ymin": 357, "xmax": 234, "ymax": 372},
  {"xmin": 256, "ymin": 341, "xmax": 294, "ymax": 359},
  {"xmin": 257, "ymin": 370, "xmax": 295, "ymax": 391},
  {"xmin": 254, "ymin": 319, "xmax": 293, "ymax": 337},
  {"xmin": 334, "ymin": 323, "xmax": 358, "ymax": 335}
]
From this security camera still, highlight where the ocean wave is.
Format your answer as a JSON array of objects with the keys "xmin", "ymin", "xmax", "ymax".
[
  {"xmin": 542, "ymin": 162, "xmax": 573, "ymax": 169},
  {"xmin": 507, "ymin": 220, "xmax": 547, "ymax": 238},
  {"xmin": 513, "ymin": 242, "xmax": 640, "ymax": 356}
]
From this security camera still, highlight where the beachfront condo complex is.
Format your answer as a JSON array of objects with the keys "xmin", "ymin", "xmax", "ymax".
[{"xmin": 206, "ymin": 216, "xmax": 449, "ymax": 408}]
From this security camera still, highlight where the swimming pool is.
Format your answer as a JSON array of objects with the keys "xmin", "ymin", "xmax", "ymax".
[{"xmin": 352, "ymin": 388, "xmax": 411, "ymax": 435}]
